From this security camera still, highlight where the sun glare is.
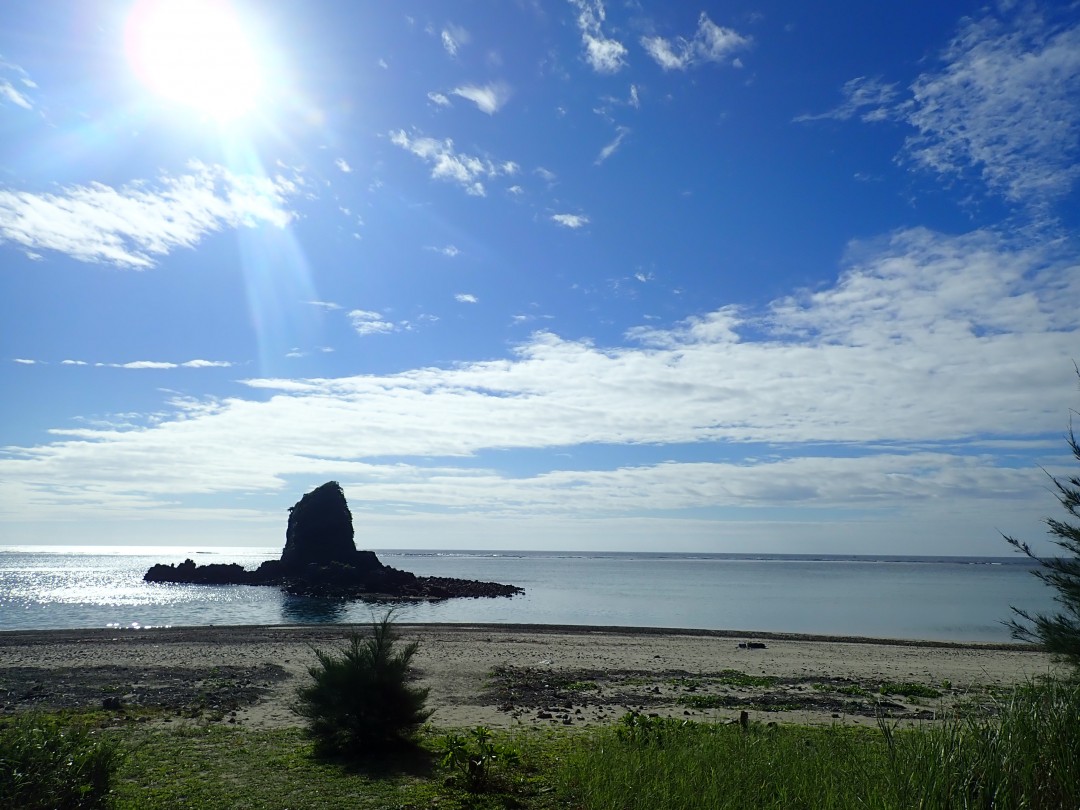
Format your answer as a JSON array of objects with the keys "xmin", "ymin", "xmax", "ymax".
[{"xmin": 125, "ymin": 0, "xmax": 266, "ymax": 123}]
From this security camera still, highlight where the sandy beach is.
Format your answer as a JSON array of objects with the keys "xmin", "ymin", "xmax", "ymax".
[{"xmin": 0, "ymin": 624, "xmax": 1063, "ymax": 730}]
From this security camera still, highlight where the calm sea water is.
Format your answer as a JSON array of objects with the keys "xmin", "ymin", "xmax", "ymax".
[{"xmin": 0, "ymin": 546, "xmax": 1057, "ymax": 642}]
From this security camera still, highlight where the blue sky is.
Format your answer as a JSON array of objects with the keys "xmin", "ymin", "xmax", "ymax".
[{"xmin": 2, "ymin": 0, "xmax": 1079, "ymax": 554}]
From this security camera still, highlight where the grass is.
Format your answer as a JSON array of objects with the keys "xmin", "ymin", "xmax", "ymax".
[
  {"xmin": 10, "ymin": 676, "xmax": 1079, "ymax": 809},
  {"xmin": 878, "ymin": 681, "xmax": 941, "ymax": 699}
]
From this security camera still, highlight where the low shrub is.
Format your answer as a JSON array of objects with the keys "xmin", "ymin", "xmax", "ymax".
[
  {"xmin": 0, "ymin": 713, "xmax": 124, "ymax": 810},
  {"xmin": 294, "ymin": 612, "xmax": 432, "ymax": 757},
  {"xmin": 437, "ymin": 725, "xmax": 521, "ymax": 793}
]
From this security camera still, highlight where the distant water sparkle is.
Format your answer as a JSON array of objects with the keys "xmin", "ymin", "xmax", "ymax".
[{"xmin": 0, "ymin": 546, "xmax": 1057, "ymax": 642}]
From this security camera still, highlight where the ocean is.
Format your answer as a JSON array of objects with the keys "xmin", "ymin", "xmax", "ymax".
[{"xmin": 0, "ymin": 546, "xmax": 1058, "ymax": 642}]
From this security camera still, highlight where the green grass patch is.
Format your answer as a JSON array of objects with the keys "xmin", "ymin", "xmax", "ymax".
[
  {"xmin": 9, "ymin": 676, "xmax": 1077, "ymax": 810},
  {"xmin": 677, "ymin": 694, "xmax": 725, "ymax": 710}
]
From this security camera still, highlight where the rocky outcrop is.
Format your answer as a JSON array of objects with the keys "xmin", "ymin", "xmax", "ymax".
[
  {"xmin": 281, "ymin": 481, "xmax": 357, "ymax": 567},
  {"xmin": 144, "ymin": 481, "xmax": 523, "ymax": 602}
]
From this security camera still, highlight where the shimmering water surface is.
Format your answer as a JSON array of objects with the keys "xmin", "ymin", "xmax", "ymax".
[{"xmin": 0, "ymin": 546, "xmax": 1056, "ymax": 642}]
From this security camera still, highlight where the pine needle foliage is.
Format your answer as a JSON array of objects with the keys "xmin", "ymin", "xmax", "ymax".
[
  {"xmin": 295, "ymin": 612, "xmax": 432, "ymax": 756},
  {"xmin": 1005, "ymin": 391, "xmax": 1080, "ymax": 668}
]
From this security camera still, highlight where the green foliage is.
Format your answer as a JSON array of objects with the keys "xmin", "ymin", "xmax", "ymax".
[
  {"xmin": 1006, "ymin": 385, "xmax": 1080, "ymax": 668},
  {"xmin": 884, "ymin": 676, "xmax": 1080, "ymax": 808},
  {"xmin": 437, "ymin": 725, "xmax": 521, "ymax": 793},
  {"xmin": 562, "ymin": 715, "xmax": 889, "ymax": 809},
  {"xmin": 294, "ymin": 611, "xmax": 432, "ymax": 756},
  {"xmin": 0, "ymin": 713, "xmax": 124, "ymax": 810}
]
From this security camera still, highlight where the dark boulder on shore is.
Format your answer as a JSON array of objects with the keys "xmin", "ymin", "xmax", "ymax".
[{"xmin": 144, "ymin": 481, "xmax": 523, "ymax": 602}]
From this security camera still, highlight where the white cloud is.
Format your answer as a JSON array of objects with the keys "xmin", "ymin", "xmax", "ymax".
[
  {"xmin": 793, "ymin": 76, "xmax": 900, "ymax": 123},
  {"xmin": 335, "ymin": 158, "xmax": 352, "ymax": 173},
  {"xmin": 181, "ymin": 359, "xmax": 233, "ymax": 368},
  {"xmin": 427, "ymin": 91, "xmax": 451, "ymax": 107},
  {"xmin": 455, "ymin": 293, "xmax": 478, "ymax": 303},
  {"xmin": 596, "ymin": 126, "xmax": 629, "ymax": 164},
  {"xmin": 628, "ymin": 84, "xmax": 640, "ymax": 108},
  {"xmin": 308, "ymin": 300, "xmax": 342, "ymax": 311},
  {"xmin": 0, "ymin": 80, "xmax": 31, "ymax": 109},
  {"xmin": 451, "ymin": 82, "xmax": 512, "ymax": 114},
  {"xmin": 13, "ymin": 358, "xmax": 36, "ymax": 364},
  {"xmin": 61, "ymin": 360, "xmax": 87, "ymax": 366},
  {"xmin": 552, "ymin": 213, "xmax": 590, "ymax": 228},
  {"xmin": 4, "ymin": 226, "xmax": 1077, "ymax": 554},
  {"xmin": 641, "ymin": 13, "xmax": 749, "ymax": 71},
  {"xmin": 389, "ymin": 130, "xmax": 517, "ymax": 196},
  {"xmin": 507, "ymin": 185, "xmax": 523, "ymax": 195},
  {"xmin": 106, "ymin": 361, "xmax": 178, "ymax": 369},
  {"xmin": 903, "ymin": 10, "xmax": 1080, "ymax": 208},
  {"xmin": 0, "ymin": 61, "xmax": 34, "ymax": 109},
  {"xmin": 0, "ymin": 162, "xmax": 297, "ymax": 269},
  {"xmin": 348, "ymin": 309, "xmax": 396, "ymax": 336},
  {"xmin": 427, "ymin": 244, "xmax": 461, "ymax": 257},
  {"xmin": 569, "ymin": 0, "xmax": 628, "ymax": 74},
  {"xmin": 535, "ymin": 167, "xmax": 557, "ymax": 183},
  {"xmin": 441, "ymin": 23, "xmax": 470, "ymax": 56}
]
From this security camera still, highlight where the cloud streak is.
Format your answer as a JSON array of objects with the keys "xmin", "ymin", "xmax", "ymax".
[
  {"xmin": 451, "ymin": 82, "xmax": 512, "ymax": 114},
  {"xmin": 0, "ymin": 162, "xmax": 297, "ymax": 268}
]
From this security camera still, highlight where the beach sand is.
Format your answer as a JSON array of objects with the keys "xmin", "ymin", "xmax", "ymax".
[{"xmin": 0, "ymin": 624, "xmax": 1063, "ymax": 730}]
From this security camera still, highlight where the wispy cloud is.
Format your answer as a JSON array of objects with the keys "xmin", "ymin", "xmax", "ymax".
[
  {"xmin": 441, "ymin": 23, "xmax": 470, "ymax": 57},
  {"xmin": 307, "ymin": 300, "xmax": 342, "ymax": 311},
  {"xmin": 0, "ymin": 60, "xmax": 35, "ymax": 109},
  {"xmin": 0, "ymin": 80, "xmax": 32, "ymax": 109},
  {"xmin": 12, "ymin": 358, "xmax": 36, "ymax": 364},
  {"xmin": 451, "ymin": 82, "xmax": 512, "ymax": 114},
  {"xmin": 552, "ymin": 213, "xmax": 590, "ymax": 228},
  {"xmin": 903, "ymin": 9, "xmax": 1080, "ymax": 209},
  {"xmin": 427, "ymin": 91, "xmax": 451, "ymax": 107},
  {"xmin": 348, "ymin": 309, "xmax": 397, "ymax": 336},
  {"xmin": 334, "ymin": 158, "xmax": 352, "ymax": 173},
  {"xmin": 793, "ymin": 76, "xmax": 900, "ymax": 123},
  {"xmin": 427, "ymin": 244, "xmax": 461, "ymax": 257},
  {"xmin": 641, "ymin": 13, "xmax": 749, "ymax": 71},
  {"xmin": 569, "ymin": 0, "xmax": 628, "ymax": 74},
  {"xmin": 802, "ymin": 10, "xmax": 1080, "ymax": 213},
  {"xmin": 389, "ymin": 130, "xmax": 518, "ymax": 196},
  {"xmin": 596, "ymin": 126, "xmax": 629, "ymax": 164},
  {"xmin": 0, "ymin": 162, "xmax": 297, "ymax": 268},
  {"xmin": 455, "ymin": 293, "xmax": 478, "ymax": 303}
]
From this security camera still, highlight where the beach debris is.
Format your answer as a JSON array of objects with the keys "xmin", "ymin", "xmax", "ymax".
[{"xmin": 738, "ymin": 641, "xmax": 767, "ymax": 649}]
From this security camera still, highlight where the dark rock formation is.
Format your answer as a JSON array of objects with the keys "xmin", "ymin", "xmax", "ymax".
[
  {"xmin": 144, "ymin": 481, "xmax": 523, "ymax": 602},
  {"xmin": 281, "ymin": 481, "xmax": 356, "ymax": 567}
]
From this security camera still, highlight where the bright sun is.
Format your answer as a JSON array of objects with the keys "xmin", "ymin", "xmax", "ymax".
[{"xmin": 125, "ymin": 0, "xmax": 266, "ymax": 123}]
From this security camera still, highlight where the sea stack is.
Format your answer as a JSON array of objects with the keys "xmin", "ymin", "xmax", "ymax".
[
  {"xmin": 144, "ymin": 481, "xmax": 523, "ymax": 601},
  {"xmin": 281, "ymin": 481, "xmax": 373, "ymax": 568}
]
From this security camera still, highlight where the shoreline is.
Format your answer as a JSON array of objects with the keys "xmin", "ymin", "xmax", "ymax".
[
  {"xmin": 0, "ymin": 624, "xmax": 1061, "ymax": 730},
  {"xmin": 0, "ymin": 622, "xmax": 1038, "ymax": 649}
]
